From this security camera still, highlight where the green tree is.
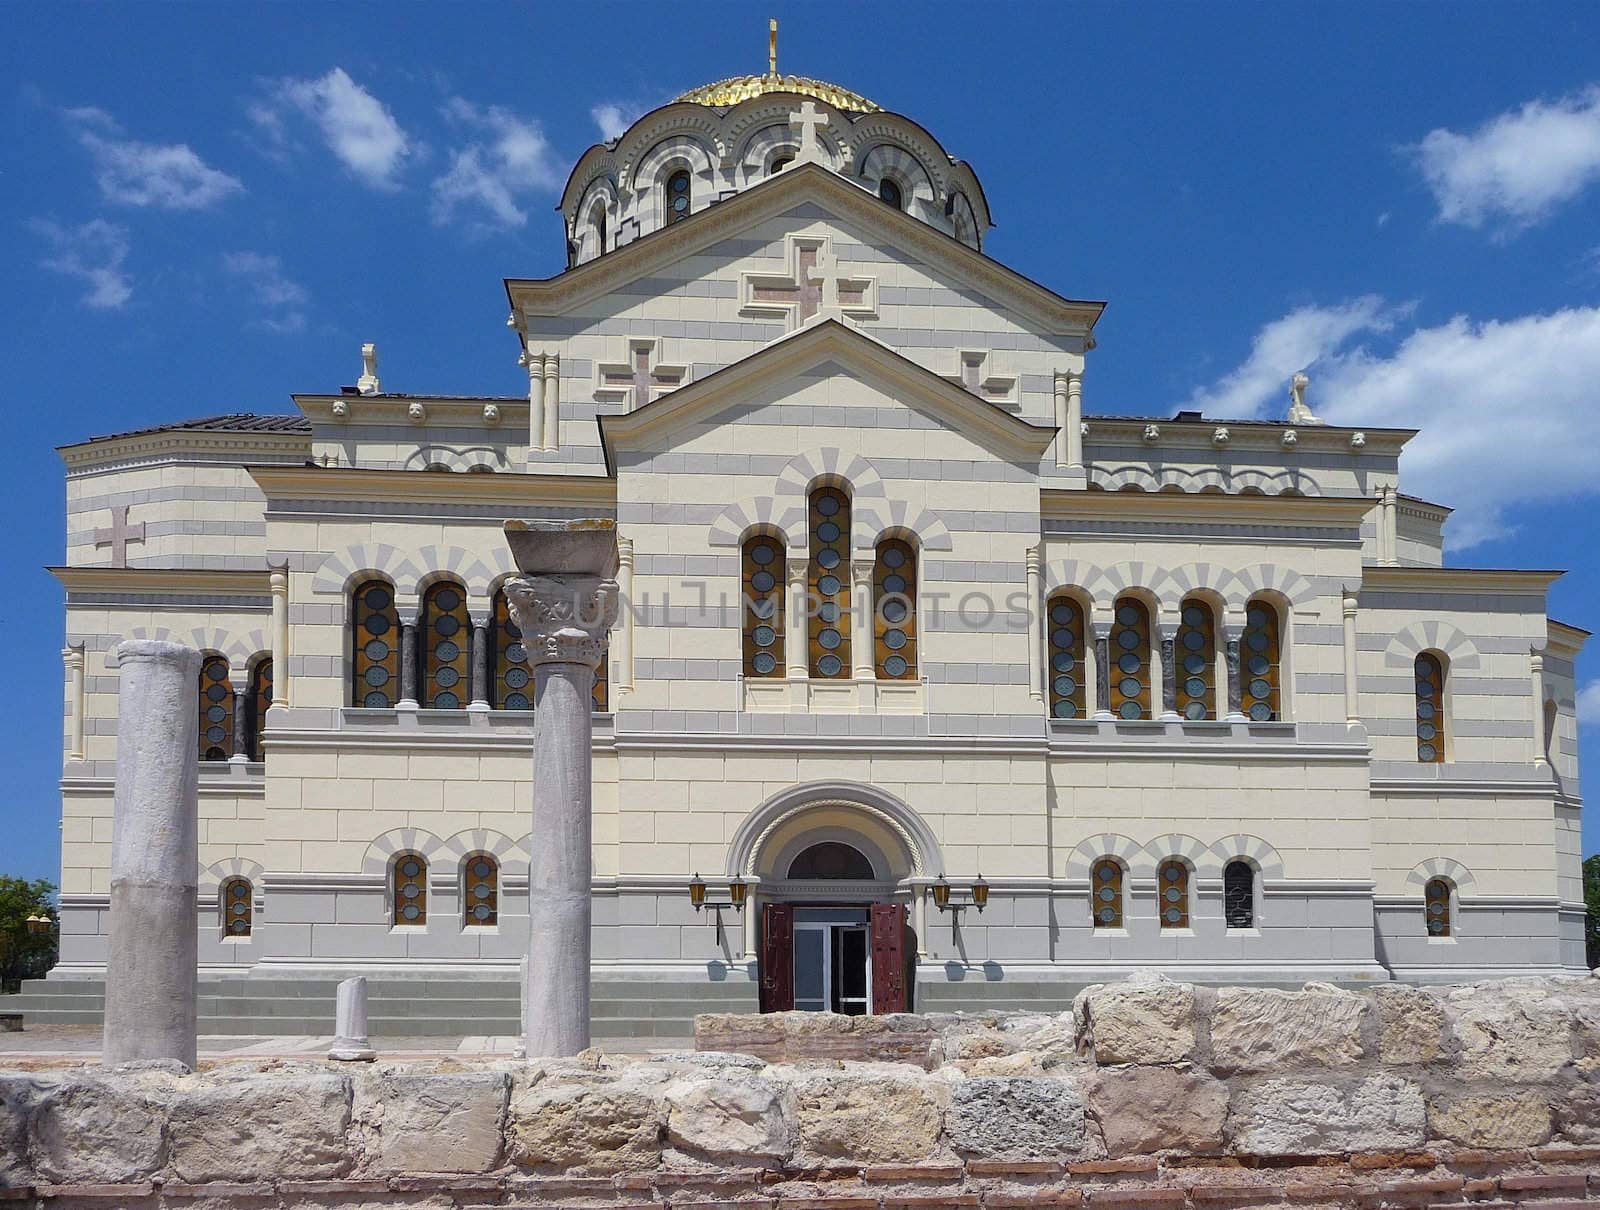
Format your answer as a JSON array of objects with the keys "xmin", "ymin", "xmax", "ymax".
[
  {"xmin": 0, "ymin": 877, "xmax": 58, "ymax": 993},
  {"xmin": 1586, "ymin": 854, "xmax": 1600, "ymax": 971}
]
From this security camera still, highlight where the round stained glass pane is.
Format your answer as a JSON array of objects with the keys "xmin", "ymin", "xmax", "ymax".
[
  {"xmin": 818, "ymin": 628, "xmax": 841, "ymax": 650},
  {"xmin": 206, "ymin": 705, "xmax": 226, "ymax": 723},
  {"xmin": 435, "ymin": 614, "xmax": 460, "ymax": 638},
  {"xmin": 816, "ymin": 521, "xmax": 840, "ymax": 542},
  {"xmin": 206, "ymin": 725, "xmax": 226, "ymax": 744},
  {"xmin": 364, "ymin": 639, "xmax": 390, "ymax": 661},
  {"xmin": 1096, "ymin": 863, "xmax": 1118, "ymax": 881},
  {"xmin": 1117, "ymin": 604, "xmax": 1141, "ymax": 626},
  {"xmin": 751, "ymin": 570, "xmax": 775, "ymax": 593},
  {"xmin": 753, "ymin": 625, "xmax": 776, "ymax": 648},
  {"xmin": 1051, "ymin": 603, "xmax": 1075, "ymax": 625},
  {"xmin": 364, "ymin": 586, "xmax": 392, "ymax": 610},
  {"xmin": 1428, "ymin": 919, "xmax": 1445, "ymax": 935},
  {"xmin": 205, "ymin": 661, "xmax": 228, "ymax": 681},
  {"xmin": 884, "ymin": 574, "xmax": 906, "ymax": 594},
  {"xmin": 1249, "ymin": 702, "xmax": 1273, "ymax": 721},
  {"xmin": 231, "ymin": 902, "xmax": 247, "ymax": 917},
  {"xmin": 231, "ymin": 884, "xmax": 248, "ymax": 900},
  {"xmin": 206, "ymin": 683, "xmax": 228, "ymax": 702},
  {"xmin": 363, "ymin": 691, "xmax": 389, "ymax": 708},
  {"xmin": 1417, "ymin": 701, "xmax": 1436, "ymax": 719},
  {"xmin": 473, "ymin": 883, "xmax": 491, "ymax": 900},
  {"xmin": 882, "ymin": 546, "xmax": 906, "ymax": 568},
  {"xmin": 1119, "ymin": 652, "xmax": 1142, "ymax": 674},
  {"xmin": 1098, "ymin": 886, "xmax": 1116, "ymax": 902},
  {"xmin": 672, "ymin": 174, "xmax": 688, "ymax": 192},
  {"xmin": 1118, "ymin": 629, "xmax": 1141, "ymax": 650},
  {"xmin": 1185, "ymin": 677, "xmax": 1207, "ymax": 698},
  {"xmin": 1165, "ymin": 907, "xmax": 1183, "ymax": 924},
  {"xmin": 474, "ymin": 904, "xmax": 492, "ymax": 921},
  {"xmin": 1248, "ymin": 608, "xmax": 1269, "ymax": 628},
  {"xmin": 749, "ymin": 596, "xmax": 776, "ymax": 620},
  {"xmin": 1184, "ymin": 654, "xmax": 1207, "ymax": 674},
  {"xmin": 402, "ymin": 904, "xmax": 420, "ymax": 921},
  {"xmin": 1249, "ymin": 678, "xmax": 1272, "ymax": 700},
  {"xmin": 818, "ymin": 601, "xmax": 838, "ymax": 623},
  {"xmin": 1053, "ymin": 652, "xmax": 1075, "ymax": 673},
  {"xmin": 1247, "ymin": 655, "xmax": 1270, "ymax": 676},
  {"xmin": 815, "ymin": 494, "xmax": 840, "ymax": 516},
  {"xmin": 1165, "ymin": 886, "xmax": 1183, "ymax": 902},
  {"xmin": 435, "ymin": 666, "xmax": 460, "ymax": 689},
  {"xmin": 1118, "ymin": 701, "xmax": 1142, "ymax": 719},
  {"xmin": 672, "ymin": 195, "xmax": 688, "ymax": 213},
  {"xmin": 1418, "ymin": 722, "xmax": 1437, "ymax": 741},
  {"xmin": 1053, "ymin": 700, "xmax": 1077, "ymax": 719},
  {"xmin": 1163, "ymin": 865, "xmax": 1181, "ymax": 882},
  {"xmin": 1247, "ymin": 631, "xmax": 1270, "ymax": 652},
  {"xmin": 504, "ymin": 693, "xmax": 530, "ymax": 710},
  {"xmin": 1418, "ymin": 743, "xmax": 1438, "ymax": 761},
  {"xmin": 400, "ymin": 860, "xmax": 420, "ymax": 877},
  {"xmin": 1184, "ymin": 701, "xmax": 1208, "ymax": 720},
  {"xmin": 436, "ymin": 640, "xmax": 460, "ymax": 663},
  {"xmin": 1183, "ymin": 630, "xmax": 1206, "ymax": 651},
  {"xmin": 1051, "ymin": 628, "xmax": 1075, "ymax": 649},
  {"xmin": 230, "ymin": 921, "xmax": 246, "ymax": 934},
  {"xmin": 752, "ymin": 652, "xmax": 777, "ymax": 674},
  {"xmin": 1053, "ymin": 675, "xmax": 1077, "ymax": 697},
  {"xmin": 884, "ymin": 654, "xmax": 908, "ymax": 677},
  {"xmin": 1098, "ymin": 906, "xmax": 1116, "ymax": 923},
  {"xmin": 1427, "ymin": 898, "xmax": 1446, "ymax": 914},
  {"xmin": 817, "ymin": 653, "xmax": 842, "ymax": 677},
  {"xmin": 503, "ymin": 618, "xmax": 521, "ymax": 639},
  {"xmin": 1182, "ymin": 606, "xmax": 1205, "ymax": 627},
  {"xmin": 365, "ymin": 666, "xmax": 390, "ymax": 687},
  {"xmin": 884, "ymin": 629, "xmax": 907, "ymax": 650},
  {"xmin": 817, "ymin": 547, "xmax": 841, "ymax": 569},
  {"xmin": 750, "ymin": 543, "xmax": 776, "ymax": 565},
  {"xmin": 818, "ymin": 575, "xmax": 841, "ymax": 596},
  {"xmin": 433, "ymin": 691, "xmax": 459, "ymax": 710},
  {"xmin": 1416, "ymin": 680, "xmax": 1435, "ymax": 697},
  {"xmin": 1119, "ymin": 676, "xmax": 1142, "ymax": 698},
  {"xmin": 883, "ymin": 600, "xmax": 907, "ymax": 623},
  {"xmin": 364, "ymin": 612, "xmax": 391, "ymax": 636},
  {"xmin": 506, "ymin": 643, "xmax": 527, "ymax": 663},
  {"xmin": 473, "ymin": 861, "xmax": 490, "ymax": 877},
  {"xmin": 433, "ymin": 588, "xmax": 461, "ymax": 611},
  {"xmin": 505, "ymin": 667, "xmax": 529, "ymax": 689}
]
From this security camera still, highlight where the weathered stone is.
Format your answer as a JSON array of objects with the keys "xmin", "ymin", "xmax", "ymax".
[
  {"xmin": 169, "ymin": 1073, "xmax": 351, "ymax": 1182},
  {"xmin": 791, "ymin": 1073, "xmax": 943, "ymax": 1164},
  {"xmin": 1373, "ymin": 984, "xmax": 1449, "ymax": 1065},
  {"xmin": 507, "ymin": 1079, "xmax": 662, "ymax": 1173},
  {"xmin": 695, "ymin": 1011, "xmax": 939, "ymax": 1068},
  {"xmin": 1073, "ymin": 972, "xmax": 1195, "ymax": 1065},
  {"xmin": 944, "ymin": 1076, "xmax": 1090, "ymax": 1160},
  {"xmin": 1553, "ymin": 1074, "xmax": 1600, "ymax": 1143},
  {"xmin": 31, "ymin": 1073, "xmax": 168, "ymax": 1184},
  {"xmin": 1210, "ymin": 983, "xmax": 1367, "ymax": 1073},
  {"xmin": 1427, "ymin": 1094, "xmax": 1552, "ymax": 1147},
  {"xmin": 357, "ymin": 1071, "xmax": 509, "ymax": 1175},
  {"xmin": 0, "ymin": 1074, "xmax": 36, "ymax": 1187},
  {"xmin": 1227, "ymin": 1074, "xmax": 1426, "ymax": 1156},
  {"xmin": 664, "ymin": 1073, "xmax": 790, "ymax": 1162},
  {"xmin": 1444, "ymin": 979, "xmax": 1574, "ymax": 1082},
  {"xmin": 1082, "ymin": 1064, "xmax": 1227, "ymax": 1155}
]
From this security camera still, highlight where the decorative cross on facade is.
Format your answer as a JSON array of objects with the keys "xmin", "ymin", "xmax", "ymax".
[
  {"xmin": 742, "ymin": 237, "xmax": 877, "ymax": 330},
  {"xmin": 94, "ymin": 505, "xmax": 145, "ymax": 567},
  {"xmin": 594, "ymin": 339, "xmax": 689, "ymax": 408},
  {"xmin": 789, "ymin": 101, "xmax": 829, "ymax": 166},
  {"xmin": 943, "ymin": 350, "xmax": 1018, "ymax": 405}
]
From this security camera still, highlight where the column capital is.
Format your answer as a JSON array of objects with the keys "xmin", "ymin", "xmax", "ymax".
[
  {"xmin": 269, "ymin": 568, "xmax": 288, "ymax": 594},
  {"xmin": 503, "ymin": 574, "xmax": 618, "ymax": 670},
  {"xmin": 62, "ymin": 645, "xmax": 85, "ymax": 668},
  {"xmin": 1342, "ymin": 589, "xmax": 1360, "ymax": 616}
]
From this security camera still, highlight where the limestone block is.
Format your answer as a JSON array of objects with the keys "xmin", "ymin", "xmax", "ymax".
[
  {"xmin": 1072, "ymin": 972, "xmax": 1196, "ymax": 1065},
  {"xmin": 356, "ymin": 1071, "xmax": 509, "ymax": 1175},
  {"xmin": 31, "ymin": 1073, "xmax": 168, "ymax": 1184},
  {"xmin": 507, "ymin": 1079, "xmax": 663, "ymax": 1173},
  {"xmin": 1210, "ymin": 983, "xmax": 1367, "ymax": 1073},
  {"xmin": 1427, "ymin": 1093, "xmax": 1552, "ymax": 1147},
  {"xmin": 664, "ymin": 1072, "xmax": 791, "ymax": 1162},
  {"xmin": 1082, "ymin": 1064, "xmax": 1227, "ymax": 1155},
  {"xmin": 169, "ymin": 1072, "xmax": 352, "ymax": 1182},
  {"xmin": 1553, "ymin": 1073, "xmax": 1600, "ymax": 1143},
  {"xmin": 0, "ymin": 1074, "xmax": 36, "ymax": 1187},
  {"xmin": 1372, "ymin": 984, "xmax": 1449, "ymax": 1065},
  {"xmin": 790, "ymin": 1073, "xmax": 943, "ymax": 1164},
  {"xmin": 943, "ymin": 1076, "xmax": 1091, "ymax": 1161},
  {"xmin": 1227, "ymin": 1074, "xmax": 1426, "ymax": 1156},
  {"xmin": 1443, "ymin": 980, "xmax": 1575, "ymax": 1082}
]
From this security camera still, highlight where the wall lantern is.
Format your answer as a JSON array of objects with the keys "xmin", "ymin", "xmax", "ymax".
[
  {"xmin": 931, "ymin": 873, "xmax": 988, "ymax": 940},
  {"xmin": 688, "ymin": 873, "xmax": 746, "ymax": 947},
  {"xmin": 25, "ymin": 914, "xmax": 51, "ymax": 936}
]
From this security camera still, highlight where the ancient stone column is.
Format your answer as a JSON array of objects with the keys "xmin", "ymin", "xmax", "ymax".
[
  {"xmin": 1224, "ymin": 625, "xmax": 1246, "ymax": 722},
  {"xmin": 469, "ymin": 614, "xmax": 490, "ymax": 709},
  {"xmin": 104, "ymin": 639, "xmax": 201, "ymax": 1067},
  {"xmin": 1157, "ymin": 625, "xmax": 1179, "ymax": 721},
  {"xmin": 231, "ymin": 684, "xmax": 249, "ymax": 762},
  {"xmin": 399, "ymin": 618, "xmax": 419, "ymax": 708},
  {"xmin": 503, "ymin": 520, "xmax": 619, "ymax": 1058},
  {"xmin": 328, "ymin": 976, "xmax": 376, "ymax": 1061}
]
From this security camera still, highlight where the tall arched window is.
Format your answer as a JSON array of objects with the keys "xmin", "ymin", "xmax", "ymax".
[
  {"xmin": 592, "ymin": 205, "xmax": 607, "ymax": 255},
  {"xmin": 220, "ymin": 877, "xmax": 252, "ymax": 938},
  {"xmin": 421, "ymin": 582, "xmax": 470, "ymax": 710},
  {"xmin": 1176, "ymin": 599, "xmax": 1216, "ymax": 720},
  {"xmin": 249, "ymin": 658, "xmax": 272, "ymax": 761},
  {"xmin": 665, "ymin": 169, "xmax": 691, "ymax": 225},
  {"xmin": 1157, "ymin": 859, "xmax": 1190, "ymax": 929},
  {"xmin": 1424, "ymin": 877, "xmax": 1452, "ymax": 937},
  {"xmin": 463, "ymin": 854, "xmax": 498, "ymax": 928},
  {"xmin": 873, "ymin": 538, "xmax": 916, "ymax": 680},
  {"xmin": 592, "ymin": 643, "xmax": 609, "ymax": 712},
  {"xmin": 1241, "ymin": 600, "xmax": 1282, "ymax": 722},
  {"xmin": 1047, "ymin": 595, "xmax": 1087, "ymax": 720},
  {"xmin": 1091, "ymin": 858, "xmax": 1124, "ymax": 929},
  {"xmin": 1110, "ymin": 597, "xmax": 1152, "ymax": 720},
  {"xmin": 808, "ymin": 486, "xmax": 851, "ymax": 678},
  {"xmin": 789, "ymin": 842, "xmax": 875, "ymax": 880},
  {"xmin": 491, "ymin": 588, "xmax": 530, "ymax": 710},
  {"xmin": 392, "ymin": 853, "xmax": 427, "ymax": 927},
  {"xmin": 198, "ymin": 655, "xmax": 233, "ymax": 761},
  {"xmin": 1223, "ymin": 860, "xmax": 1254, "ymax": 929},
  {"xmin": 742, "ymin": 534, "xmax": 785, "ymax": 678},
  {"xmin": 352, "ymin": 579, "xmax": 400, "ymax": 708},
  {"xmin": 879, "ymin": 178, "xmax": 904, "ymax": 209},
  {"xmin": 1415, "ymin": 652, "xmax": 1446, "ymax": 763}
]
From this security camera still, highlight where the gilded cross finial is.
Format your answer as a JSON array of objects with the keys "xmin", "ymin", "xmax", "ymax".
[{"xmin": 768, "ymin": 18, "xmax": 778, "ymax": 77}]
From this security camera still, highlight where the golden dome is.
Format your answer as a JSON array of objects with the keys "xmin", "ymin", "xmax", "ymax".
[{"xmin": 673, "ymin": 72, "xmax": 880, "ymax": 113}]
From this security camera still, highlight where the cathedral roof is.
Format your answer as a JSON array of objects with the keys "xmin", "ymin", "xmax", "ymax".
[
  {"xmin": 80, "ymin": 412, "xmax": 311, "ymax": 445},
  {"xmin": 672, "ymin": 73, "xmax": 879, "ymax": 113}
]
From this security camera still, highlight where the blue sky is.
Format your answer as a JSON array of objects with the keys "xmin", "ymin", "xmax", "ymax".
[{"xmin": 3, "ymin": 2, "xmax": 1599, "ymax": 883}]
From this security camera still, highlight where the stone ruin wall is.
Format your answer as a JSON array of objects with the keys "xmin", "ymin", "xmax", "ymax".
[{"xmin": 2, "ymin": 974, "xmax": 1599, "ymax": 1209}]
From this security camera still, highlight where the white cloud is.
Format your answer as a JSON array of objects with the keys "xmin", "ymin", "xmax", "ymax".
[
  {"xmin": 1413, "ymin": 84, "xmax": 1600, "ymax": 232},
  {"xmin": 66, "ymin": 108, "xmax": 242, "ymax": 210},
  {"xmin": 220, "ymin": 252, "xmax": 308, "ymax": 333},
  {"xmin": 1191, "ymin": 299, "xmax": 1600, "ymax": 549},
  {"xmin": 591, "ymin": 103, "xmax": 637, "ymax": 142},
  {"xmin": 258, "ymin": 68, "xmax": 411, "ymax": 189},
  {"xmin": 430, "ymin": 98, "xmax": 559, "ymax": 229},
  {"xmin": 1578, "ymin": 680, "xmax": 1600, "ymax": 727},
  {"xmin": 29, "ymin": 218, "xmax": 133, "ymax": 308}
]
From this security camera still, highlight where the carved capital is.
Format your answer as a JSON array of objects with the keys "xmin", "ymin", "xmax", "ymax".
[{"xmin": 503, "ymin": 574, "xmax": 618, "ymax": 670}]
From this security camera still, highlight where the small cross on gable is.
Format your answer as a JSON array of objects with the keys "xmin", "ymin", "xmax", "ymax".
[
  {"xmin": 741, "ymin": 236, "xmax": 877, "ymax": 331},
  {"xmin": 594, "ymin": 339, "xmax": 690, "ymax": 409},
  {"xmin": 789, "ymin": 101, "xmax": 831, "ymax": 167},
  {"xmin": 94, "ymin": 505, "xmax": 145, "ymax": 567},
  {"xmin": 943, "ymin": 350, "xmax": 1018, "ymax": 407}
]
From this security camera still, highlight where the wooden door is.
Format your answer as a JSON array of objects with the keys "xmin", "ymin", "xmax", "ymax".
[
  {"xmin": 759, "ymin": 903, "xmax": 794, "ymax": 1012},
  {"xmin": 870, "ymin": 903, "xmax": 908, "ymax": 1013}
]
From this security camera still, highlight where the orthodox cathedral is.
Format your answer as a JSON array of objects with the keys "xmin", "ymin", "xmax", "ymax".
[{"xmin": 32, "ymin": 29, "xmax": 1589, "ymax": 1034}]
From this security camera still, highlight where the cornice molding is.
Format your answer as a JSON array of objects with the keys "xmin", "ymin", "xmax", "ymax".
[
  {"xmin": 1547, "ymin": 619, "xmax": 1592, "ymax": 651},
  {"xmin": 1360, "ymin": 566, "xmax": 1564, "ymax": 594},
  {"xmin": 50, "ymin": 567, "xmax": 273, "ymax": 595},
  {"xmin": 1084, "ymin": 416, "xmax": 1414, "ymax": 454},
  {"xmin": 1042, "ymin": 489, "xmax": 1373, "ymax": 527},
  {"xmin": 294, "ymin": 394, "xmax": 527, "ymax": 429},
  {"xmin": 59, "ymin": 429, "xmax": 310, "ymax": 473},
  {"xmin": 247, "ymin": 464, "xmax": 616, "ymax": 508}
]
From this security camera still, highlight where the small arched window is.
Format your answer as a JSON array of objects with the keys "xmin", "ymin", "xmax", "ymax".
[
  {"xmin": 1242, "ymin": 600, "xmax": 1281, "ymax": 721},
  {"xmin": 788, "ymin": 842, "xmax": 875, "ymax": 880},
  {"xmin": 1110, "ymin": 597, "xmax": 1152, "ymax": 720},
  {"xmin": 1223, "ymin": 860, "xmax": 1255, "ymax": 929},
  {"xmin": 873, "ymin": 539, "xmax": 916, "ymax": 680},
  {"xmin": 808, "ymin": 486, "xmax": 851, "ymax": 679},
  {"xmin": 463, "ymin": 853, "xmax": 498, "ymax": 928},
  {"xmin": 491, "ymin": 588, "xmax": 530, "ymax": 710},
  {"xmin": 220, "ymin": 877, "xmax": 252, "ymax": 938},
  {"xmin": 666, "ymin": 169, "xmax": 691, "ymax": 225},
  {"xmin": 198, "ymin": 655, "xmax": 233, "ymax": 761},
  {"xmin": 1415, "ymin": 653, "xmax": 1446, "ymax": 763},
  {"xmin": 1424, "ymin": 877, "xmax": 1452, "ymax": 937},
  {"xmin": 249, "ymin": 658, "xmax": 272, "ymax": 761},
  {"xmin": 1157, "ymin": 859, "xmax": 1190, "ymax": 929},
  {"xmin": 392, "ymin": 853, "xmax": 428, "ymax": 927},
  {"xmin": 592, "ymin": 205, "xmax": 607, "ymax": 255},
  {"xmin": 1047, "ymin": 595, "xmax": 1087, "ymax": 719},
  {"xmin": 1176, "ymin": 599, "xmax": 1216, "ymax": 720},
  {"xmin": 771, "ymin": 155, "xmax": 794, "ymax": 174},
  {"xmin": 878, "ymin": 178, "xmax": 904, "ymax": 209},
  {"xmin": 742, "ymin": 534, "xmax": 785, "ymax": 679},
  {"xmin": 352, "ymin": 579, "xmax": 400, "ymax": 708},
  {"xmin": 421, "ymin": 582, "xmax": 470, "ymax": 710},
  {"xmin": 592, "ymin": 642, "xmax": 609, "ymax": 712},
  {"xmin": 1091, "ymin": 859, "xmax": 1123, "ymax": 929}
]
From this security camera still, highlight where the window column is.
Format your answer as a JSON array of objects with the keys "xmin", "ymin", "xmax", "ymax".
[
  {"xmin": 1157, "ymin": 620, "xmax": 1179, "ymax": 721},
  {"xmin": 270, "ymin": 566, "xmax": 289, "ymax": 707},
  {"xmin": 1223, "ymin": 621, "xmax": 1246, "ymax": 721},
  {"xmin": 785, "ymin": 554, "xmax": 808, "ymax": 679},
  {"xmin": 1091, "ymin": 618, "xmax": 1112, "ymax": 721},
  {"xmin": 850, "ymin": 556, "xmax": 874, "ymax": 680},
  {"xmin": 469, "ymin": 610, "xmax": 491, "ymax": 710},
  {"xmin": 230, "ymin": 672, "xmax": 249, "ymax": 764},
  {"xmin": 1342, "ymin": 590, "xmax": 1360, "ymax": 727},
  {"xmin": 616, "ymin": 536, "xmax": 635, "ymax": 693},
  {"xmin": 1530, "ymin": 651, "xmax": 1548, "ymax": 769},
  {"xmin": 1026, "ymin": 547, "xmax": 1043, "ymax": 703},
  {"xmin": 398, "ymin": 613, "xmax": 419, "ymax": 710},
  {"xmin": 63, "ymin": 645, "xmax": 85, "ymax": 763}
]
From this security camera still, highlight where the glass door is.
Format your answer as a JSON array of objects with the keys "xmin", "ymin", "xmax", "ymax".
[{"xmin": 833, "ymin": 925, "xmax": 870, "ymax": 1015}]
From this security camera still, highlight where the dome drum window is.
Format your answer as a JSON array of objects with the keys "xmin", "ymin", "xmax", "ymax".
[
  {"xmin": 743, "ymin": 535, "xmax": 786, "ymax": 679},
  {"xmin": 665, "ymin": 169, "xmax": 692, "ymax": 226},
  {"xmin": 463, "ymin": 854, "xmax": 499, "ymax": 928},
  {"xmin": 873, "ymin": 539, "xmax": 917, "ymax": 680},
  {"xmin": 808, "ymin": 487, "xmax": 851, "ymax": 679},
  {"xmin": 1110, "ymin": 598, "xmax": 1152, "ymax": 720},
  {"xmin": 878, "ymin": 178, "xmax": 904, "ymax": 209},
  {"xmin": 1046, "ymin": 595, "xmax": 1088, "ymax": 720},
  {"xmin": 1157, "ymin": 860, "xmax": 1190, "ymax": 930},
  {"xmin": 1175, "ymin": 601, "xmax": 1216, "ymax": 721},
  {"xmin": 1240, "ymin": 603, "xmax": 1281, "ymax": 722},
  {"xmin": 352, "ymin": 580, "xmax": 400, "ymax": 709},
  {"xmin": 1091, "ymin": 859, "xmax": 1123, "ymax": 929},
  {"xmin": 220, "ymin": 877, "xmax": 253, "ymax": 938},
  {"xmin": 421, "ymin": 582, "xmax": 470, "ymax": 711},
  {"xmin": 392, "ymin": 854, "xmax": 428, "ymax": 927},
  {"xmin": 198, "ymin": 655, "xmax": 233, "ymax": 761},
  {"xmin": 1415, "ymin": 653, "xmax": 1446, "ymax": 764}
]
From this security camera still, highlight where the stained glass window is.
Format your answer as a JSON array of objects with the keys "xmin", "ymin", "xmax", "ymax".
[
  {"xmin": 463, "ymin": 854, "xmax": 498, "ymax": 928},
  {"xmin": 1158, "ymin": 859, "xmax": 1190, "ymax": 929},
  {"xmin": 249, "ymin": 658, "xmax": 272, "ymax": 762},
  {"xmin": 1224, "ymin": 860, "xmax": 1254, "ymax": 929},
  {"xmin": 1110, "ymin": 598, "xmax": 1152, "ymax": 720},
  {"xmin": 1176, "ymin": 599, "xmax": 1216, "ymax": 721},
  {"xmin": 393, "ymin": 853, "xmax": 427, "ymax": 926},
  {"xmin": 1415, "ymin": 653, "xmax": 1445, "ymax": 763},
  {"xmin": 221, "ymin": 877, "xmax": 252, "ymax": 938},
  {"xmin": 421, "ymin": 582, "xmax": 470, "ymax": 711},
  {"xmin": 491, "ymin": 589, "xmax": 529, "ymax": 710},
  {"xmin": 1047, "ymin": 595, "xmax": 1087, "ymax": 720},
  {"xmin": 592, "ymin": 642, "xmax": 609, "ymax": 713},
  {"xmin": 742, "ymin": 535, "xmax": 785, "ymax": 679},
  {"xmin": 1424, "ymin": 877, "xmax": 1451, "ymax": 937},
  {"xmin": 352, "ymin": 580, "xmax": 400, "ymax": 708},
  {"xmin": 666, "ymin": 169, "xmax": 691, "ymax": 225},
  {"xmin": 873, "ymin": 539, "xmax": 917, "ymax": 680},
  {"xmin": 1241, "ymin": 601, "xmax": 1281, "ymax": 722},
  {"xmin": 198, "ymin": 655, "xmax": 233, "ymax": 761},
  {"xmin": 808, "ymin": 486, "xmax": 851, "ymax": 679},
  {"xmin": 1091, "ymin": 859, "xmax": 1123, "ymax": 929},
  {"xmin": 879, "ymin": 178, "xmax": 904, "ymax": 209}
]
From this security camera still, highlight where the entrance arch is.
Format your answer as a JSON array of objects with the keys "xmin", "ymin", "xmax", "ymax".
[{"xmin": 725, "ymin": 779, "xmax": 942, "ymax": 881}]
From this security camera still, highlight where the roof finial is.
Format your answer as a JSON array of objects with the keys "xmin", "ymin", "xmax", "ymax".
[{"xmin": 768, "ymin": 18, "xmax": 778, "ymax": 77}]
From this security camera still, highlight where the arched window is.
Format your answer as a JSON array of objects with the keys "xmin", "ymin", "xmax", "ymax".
[
  {"xmin": 1110, "ymin": 597, "xmax": 1152, "ymax": 720},
  {"xmin": 873, "ymin": 539, "xmax": 916, "ymax": 680},
  {"xmin": 352, "ymin": 579, "xmax": 400, "ymax": 708},
  {"xmin": 591, "ymin": 205, "xmax": 607, "ymax": 255},
  {"xmin": 742, "ymin": 534, "xmax": 785, "ymax": 678},
  {"xmin": 1424, "ymin": 877, "xmax": 1452, "ymax": 937},
  {"xmin": 665, "ymin": 169, "xmax": 691, "ymax": 225},
  {"xmin": 421, "ymin": 581, "xmax": 470, "ymax": 710},
  {"xmin": 1176, "ymin": 599, "xmax": 1216, "ymax": 720},
  {"xmin": 1241, "ymin": 600, "xmax": 1281, "ymax": 722},
  {"xmin": 878, "ymin": 178, "xmax": 904, "ymax": 209},
  {"xmin": 249, "ymin": 658, "xmax": 272, "ymax": 761},
  {"xmin": 1223, "ymin": 860, "xmax": 1255, "ymax": 929},
  {"xmin": 198, "ymin": 655, "xmax": 233, "ymax": 761},
  {"xmin": 1415, "ymin": 652, "xmax": 1446, "ymax": 763},
  {"xmin": 809, "ymin": 486, "xmax": 851, "ymax": 678},
  {"xmin": 1047, "ymin": 595, "xmax": 1087, "ymax": 719},
  {"xmin": 771, "ymin": 155, "xmax": 793, "ymax": 173},
  {"xmin": 592, "ymin": 642, "xmax": 609, "ymax": 712},
  {"xmin": 220, "ymin": 877, "xmax": 252, "ymax": 938},
  {"xmin": 491, "ymin": 588, "xmax": 530, "ymax": 710},
  {"xmin": 463, "ymin": 854, "xmax": 498, "ymax": 928},
  {"xmin": 1091, "ymin": 859, "xmax": 1123, "ymax": 929},
  {"xmin": 392, "ymin": 853, "xmax": 427, "ymax": 927},
  {"xmin": 1157, "ymin": 859, "xmax": 1190, "ymax": 929},
  {"xmin": 788, "ymin": 842, "xmax": 875, "ymax": 880}
]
